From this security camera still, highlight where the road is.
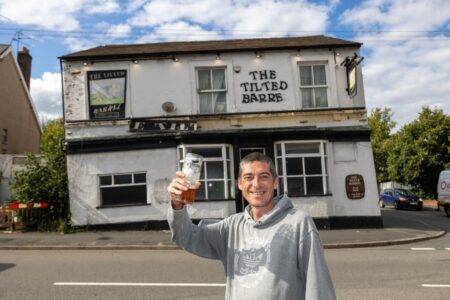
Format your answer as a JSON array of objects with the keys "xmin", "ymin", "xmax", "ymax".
[{"xmin": 1, "ymin": 208, "xmax": 449, "ymax": 300}]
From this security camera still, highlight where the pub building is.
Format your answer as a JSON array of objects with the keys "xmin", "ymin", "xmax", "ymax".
[{"xmin": 59, "ymin": 35, "xmax": 381, "ymax": 229}]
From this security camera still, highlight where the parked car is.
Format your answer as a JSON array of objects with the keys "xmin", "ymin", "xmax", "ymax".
[
  {"xmin": 437, "ymin": 170, "xmax": 450, "ymax": 217},
  {"xmin": 379, "ymin": 188, "xmax": 423, "ymax": 210}
]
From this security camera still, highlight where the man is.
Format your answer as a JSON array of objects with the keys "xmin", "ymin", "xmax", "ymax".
[{"xmin": 167, "ymin": 152, "xmax": 336, "ymax": 300}]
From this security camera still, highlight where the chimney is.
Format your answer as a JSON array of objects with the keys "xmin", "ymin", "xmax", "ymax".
[{"xmin": 18, "ymin": 47, "xmax": 32, "ymax": 89}]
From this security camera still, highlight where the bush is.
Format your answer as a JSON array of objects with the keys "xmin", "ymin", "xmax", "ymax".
[{"xmin": 10, "ymin": 119, "xmax": 71, "ymax": 232}]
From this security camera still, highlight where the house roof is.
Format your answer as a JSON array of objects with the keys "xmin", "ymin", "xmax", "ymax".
[
  {"xmin": 60, "ymin": 35, "xmax": 362, "ymax": 61},
  {"xmin": 0, "ymin": 44, "xmax": 10, "ymax": 57}
]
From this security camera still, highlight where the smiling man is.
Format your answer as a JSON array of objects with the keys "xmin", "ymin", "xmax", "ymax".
[{"xmin": 167, "ymin": 152, "xmax": 335, "ymax": 300}]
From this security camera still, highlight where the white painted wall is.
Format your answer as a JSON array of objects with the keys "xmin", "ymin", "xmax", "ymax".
[
  {"xmin": 62, "ymin": 47, "xmax": 364, "ymax": 122},
  {"xmin": 67, "ymin": 148, "xmax": 236, "ymax": 225},
  {"xmin": 66, "ymin": 140, "xmax": 379, "ymax": 226}
]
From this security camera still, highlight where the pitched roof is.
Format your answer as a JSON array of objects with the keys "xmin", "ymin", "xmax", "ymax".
[
  {"xmin": 0, "ymin": 44, "xmax": 10, "ymax": 57},
  {"xmin": 60, "ymin": 35, "xmax": 361, "ymax": 61}
]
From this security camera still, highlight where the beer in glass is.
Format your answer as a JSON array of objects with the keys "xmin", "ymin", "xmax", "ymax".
[{"xmin": 181, "ymin": 153, "xmax": 203, "ymax": 203}]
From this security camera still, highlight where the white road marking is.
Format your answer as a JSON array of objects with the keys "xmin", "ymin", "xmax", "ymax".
[
  {"xmin": 54, "ymin": 282, "xmax": 226, "ymax": 287},
  {"xmin": 422, "ymin": 284, "xmax": 450, "ymax": 288},
  {"xmin": 445, "ymin": 248, "xmax": 450, "ymax": 251},
  {"xmin": 410, "ymin": 248, "xmax": 435, "ymax": 250}
]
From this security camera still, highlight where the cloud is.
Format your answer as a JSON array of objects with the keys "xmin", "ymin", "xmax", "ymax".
[
  {"xmin": 0, "ymin": 0, "xmax": 82, "ymax": 30},
  {"xmin": 84, "ymin": 0, "xmax": 120, "ymax": 14},
  {"xmin": 137, "ymin": 21, "xmax": 221, "ymax": 43},
  {"xmin": 63, "ymin": 37, "xmax": 99, "ymax": 52},
  {"xmin": 340, "ymin": 0, "xmax": 450, "ymax": 129},
  {"xmin": 30, "ymin": 72, "xmax": 62, "ymax": 121},
  {"xmin": 131, "ymin": 0, "xmax": 331, "ymax": 39},
  {"xmin": 0, "ymin": 0, "xmax": 121, "ymax": 31},
  {"xmin": 106, "ymin": 23, "xmax": 132, "ymax": 39}
]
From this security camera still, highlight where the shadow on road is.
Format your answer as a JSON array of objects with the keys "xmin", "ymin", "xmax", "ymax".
[
  {"xmin": 0, "ymin": 263, "xmax": 16, "ymax": 272},
  {"xmin": 381, "ymin": 209, "xmax": 445, "ymax": 231}
]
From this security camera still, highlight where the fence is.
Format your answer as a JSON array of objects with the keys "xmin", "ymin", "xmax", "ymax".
[{"xmin": 0, "ymin": 201, "xmax": 48, "ymax": 231}]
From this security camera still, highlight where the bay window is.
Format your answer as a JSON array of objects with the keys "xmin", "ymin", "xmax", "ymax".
[
  {"xmin": 178, "ymin": 144, "xmax": 235, "ymax": 200},
  {"xmin": 275, "ymin": 141, "xmax": 328, "ymax": 196}
]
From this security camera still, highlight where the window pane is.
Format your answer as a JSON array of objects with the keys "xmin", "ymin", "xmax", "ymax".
[
  {"xmin": 227, "ymin": 180, "xmax": 233, "ymax": 198},
  {"xmin": 300, "ymin": 66, "xmax": 312, "ymax": 86},
  {"xmin": 276, "ymin": 143, "xmax": 282, "ymax": 156},
  {"xmin": 314, "ymin": 87, "xmax": 328, "ymax": 107},
  {"xmin": 305, "ymin": 157, "xmax": 322, "ymax": 175},
  {"xmin": 226, "ymin": 146, "xmax": 230, "ymax": 159},
  {"xmin": 313, "ymin": 65, "xmax": 326, "ymax": 85},
  {"xmin": 196, "ymin": 183, "xmax": 206, "ymax": 200},
  {"xmin": 134, "ymin": 173, "xmax": 146, "ymax": 183},
  {"xmin": 286, "ymin": 157, "xmax": 303, "ymax": 175},
  {"xmin": 207, "ymin": 181, "xmax": 225, "ymax": 199},
  {"xmin": 301, "ymin": 88, "xmax": 313, "ymax": 108},
  {"xmin": 306, "ymin": 177, "xmax": 323, "ymax": 195},
  {"xmin": 276, "ymin": 158, "xmax": 283, "ymax": 176},
  {"xmin": 101, "ymin": 185, "xmax": 146, "ymax": 206},
  {"xmin": 114, "ymin": 174, "xmax": 132, "ymax": 184},
  {"xmin": 100, "ymin": 175, "xmax": 112, "ymax": 186},
  {"xmin": 198, "ymin": 69, "xmax": 211, "ymax": 90},
  {"xmin": 227, "ymin": 161, "xmax": 232, "ymax": 179},
  {"xmin": 285, "ymin": 143, "xmax": 320, "ymax": 154},
  {"xmin": 200, "ymin": 165, "xmax": 205, "ymax": 179},
  {"xmin": 188, "ymin": 147, "xmax": 222, "ymax": 158},
  {"xmin": 278, "ymin": 178, "xmax": 284, "ymax": 195},
  {"xmin": 214, "ymin": 92, "xmax": 227, "ymax": 112},
  {"xmin": 212, "ymin": 69, "xmax": 226, "ymax": 89},
  {"xmin": 207, "ymin": 161, "xmax": 224, "ymax": 179},
  {"xmin": 287, "ymin": 177, "xmax": 304, "ymax": 197},
  {"xmin": 199, "ymin": 93, "xmax": 212, "ymax": 114}
]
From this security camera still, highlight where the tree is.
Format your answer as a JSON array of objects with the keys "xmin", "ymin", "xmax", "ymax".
[
  {"xmin": 387, "ymin": 107, "xmax": 450, "ymax": 198},
  {"xmin": 11, "ymin": 119, "xmax": 70, "ymax": 231},
  {"xmin": 368, "ymin": 107, "xmax": 396, "ymax": 183}
]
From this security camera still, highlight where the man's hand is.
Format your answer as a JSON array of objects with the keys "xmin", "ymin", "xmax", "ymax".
[{"xmin": 167, "ymin": 171, "xmax": 201, "ymax": 209}]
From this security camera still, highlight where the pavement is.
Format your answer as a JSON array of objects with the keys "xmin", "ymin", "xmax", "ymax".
[{"xmin": 0, "ymin": 203, "xmax": 446, "ymax": 250}]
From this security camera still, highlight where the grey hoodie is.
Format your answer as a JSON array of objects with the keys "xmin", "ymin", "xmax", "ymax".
[{"xmin": 167, "ymin": 196, "xmax": 336, "ymax": 300}]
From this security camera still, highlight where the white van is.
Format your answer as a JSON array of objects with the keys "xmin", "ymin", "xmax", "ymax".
[{"xmin": 437, "ymin": 170, "xmax": 450, "ymax": 217}]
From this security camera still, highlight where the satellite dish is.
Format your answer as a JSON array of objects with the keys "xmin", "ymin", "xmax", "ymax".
[{"xmin": 162, "ymin": 101, "xmax": 176, "ymax": 113}]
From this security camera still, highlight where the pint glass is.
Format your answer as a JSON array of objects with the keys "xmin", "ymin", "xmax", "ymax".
[{"xmin": 181, "ymin": 153, "xmax": 203, "ymax": 203}]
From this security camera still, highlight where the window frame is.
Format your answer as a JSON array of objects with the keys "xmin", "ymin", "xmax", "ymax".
[
  {"xmin": 298, "ymin": 62, "xmax": 329, "ymax": 108},
  {"xmin": 274, "ymin": 141, "xmax": 328, "ymax": 197},
  {"xmin": 177, "ymin": 144, "xmax": 235, "ymax": 201},
  {"xmin": 196, "ymin": 67, "xmax": 228, "ymax": 114},
  {"xmin": 98, "ymin": 171, "xmax": 148, "ymax": 207}
]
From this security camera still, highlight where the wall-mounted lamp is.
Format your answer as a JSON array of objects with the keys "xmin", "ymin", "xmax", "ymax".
[
  {"xmin": 172, "ymin": 56, "xmax": 179, "ymax": 62},
  {"xmin": 83, "ymin": 61, "xmax": 94, "ymax": 66},
  {"xmin": 83, "ymin": 62, "xmax": 88, "ymax": 66},
  {"xmin": 296, "ymin": 50, "xmax": 300, "ymax": 57},
  {"xmin": 255, "ymin": 51, "xmax": 262, "ymax": 58},
  {"xmin": 132, "ymin": 59, "xmax": 139, "ymax": 64},
  {"xmin": 216, "ymin": 53, "xmax": 221, "ymax": 60}
]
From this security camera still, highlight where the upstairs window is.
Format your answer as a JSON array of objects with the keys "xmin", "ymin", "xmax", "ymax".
[
  {"xmin": 299, "ymin": 63, "xmax": 328, "ymax": 108},
  {"xmin": 197, "ymin": 68, "xmax": 227, "ymax": 114}
]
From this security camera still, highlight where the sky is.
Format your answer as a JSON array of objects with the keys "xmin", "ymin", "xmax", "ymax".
[{"xmin": 0, "ymin": 0, "xmax": 449, "ymax": 130}]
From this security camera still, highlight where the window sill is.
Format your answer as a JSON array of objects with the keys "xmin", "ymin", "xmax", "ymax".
[{"xmin": 96, "ymin": 203, "xmax": 151, "ymax": 209}]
